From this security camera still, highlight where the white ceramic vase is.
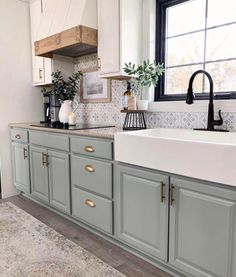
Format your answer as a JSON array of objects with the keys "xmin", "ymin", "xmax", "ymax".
[{"xmin": 59, "ymin": 100, "xmax": 79, "ymax": 124}]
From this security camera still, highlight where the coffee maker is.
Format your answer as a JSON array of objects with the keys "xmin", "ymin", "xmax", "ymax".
[
  {"xmin": 41, "ymin": 94, "xmax": 61, "ymax": 123},
  {"xmin": 41, "ymin": 93, "xmax": 50, "ymax": 123},
  {"xmin": 49, "ymin": 94, "xmax": 61, "ymax": 123}
]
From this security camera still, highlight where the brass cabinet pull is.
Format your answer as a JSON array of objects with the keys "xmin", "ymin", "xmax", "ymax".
[
  {"xmin": 42, "ymin": 153, "xmax": 46, "ymax": 166},
  {"xmin": 15, "ymin": 134, "xmax": 21, "ymax": 139},
  {"xmin": 42, "ymin": 153, "xmax": 49, "ymax": 166},
  {"xmin": 39, "ymin": 68, "xmax": 43, "ymax": 79},
  {"xmin": 23, "ymin": 148, "xmax": 27, "ymax": 159},
  {"xmin": 160, "ymin": 182, "xmax": 165, "ymax": 203},
  {"xmin": 84, "ymin": 165, "xmax": 95, "ymax": 173},
  {"xmin": 45, "ymin": 153, "xmax": 49, "ymax": 167},
  {"xmin": 84, "ymin": 145, "xmax": 95, "ymax": 153},
  {"xmin": 170, "ymin": 184, "xmax": 175, "ymax": 206},
  {"xmin": 85, "ymin": 199, "xmax": 96, "ymax": 208}
]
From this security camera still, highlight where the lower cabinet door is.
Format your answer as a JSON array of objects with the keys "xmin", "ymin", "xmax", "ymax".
[
  {"xmin": 48, "ymin": 150, "xmax": 70, "ymax": 214},
  {"xmin": 11, "ymin": 142, "xmax": 30, "ymax": 193},
  {"xmin": 30, "ymin": 146, "xmax": 49, "ymax": 204},
  {"xmin": 115, "ymin": 164, "xmax": 169, "ymax": 261},
  {"xmin": 169, "ymin": 177, "xmax": 236, "ymax": 277}
]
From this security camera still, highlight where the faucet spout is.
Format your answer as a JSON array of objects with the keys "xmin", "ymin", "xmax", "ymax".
[{"xmin": 186, "ymin": 70, "xmax": 224, "ymax": 131}]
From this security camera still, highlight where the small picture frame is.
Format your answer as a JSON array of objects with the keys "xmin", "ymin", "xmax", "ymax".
[{"xmin": 80, "ymin": 68, "xmax": 111, "ymax": 103}]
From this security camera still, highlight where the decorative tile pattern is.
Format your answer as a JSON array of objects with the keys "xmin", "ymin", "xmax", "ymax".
[{"xmin": 74, "ymin": 54, "xmax": 236, "ymax": 131}]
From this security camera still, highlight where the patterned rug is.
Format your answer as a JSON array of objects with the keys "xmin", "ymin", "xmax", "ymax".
[{"xmin": 0, "ymin": 202, "xmax": 125, "ymax": 277}]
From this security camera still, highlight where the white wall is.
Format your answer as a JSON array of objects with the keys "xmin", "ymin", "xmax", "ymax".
[{"xmin": 0, "ymin": 0, "xmax": 43, "ymax": 198}]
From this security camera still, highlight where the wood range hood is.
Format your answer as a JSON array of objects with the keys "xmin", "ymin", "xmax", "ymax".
[{"xmin": 34, "ymin": 25, "xmax": 97, "ymax": 58}]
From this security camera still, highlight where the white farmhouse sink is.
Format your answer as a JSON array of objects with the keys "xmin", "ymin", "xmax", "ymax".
[{"xmin": 115, "ymin": 128, "xmax": 236, "ymax": 187}]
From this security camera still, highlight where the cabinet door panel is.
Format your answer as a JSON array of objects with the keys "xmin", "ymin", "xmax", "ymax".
[
  {"xmin": 30, "ymin": 146, "xmax": 49, "ymax": 204},
  {"xmin": 115, "ymin": 165, "xmax": 169, "ymax": 261},
  {"xmin": 48, "ymin": 150, "xmax": 70, "ymax": 214},
  {"xmin": 170, "ymin": 177, "xmax": 236, "ymax": 277},
  {"xmin": 33, "ymin": 57, "xmax": 45, "ymax": 84},
  {"xmin": 98, "ymin": 0, "xmax": 120, "ymax": 74},
  {"xmin": 11, "ymin": 143, "xmax": 30, "ymax": 193}
]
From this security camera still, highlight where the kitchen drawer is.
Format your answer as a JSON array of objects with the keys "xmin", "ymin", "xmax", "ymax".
[
  {"xmin": 71, "ymin": 136, "xmax": 113, "ymax": 160},
  {"xmin": 29, "ymin": 131, "xmax": 69, "ymax": 151},
  {"xmin": 11, "ymin": 128, "xmax": 28, "ymax": 143},
  {"xmin": 71, "ymin": 155, "xmax": 112, "ymax": 198},
  {"xmin": 72, "ymin": 187, "xmax": 113, "ymax": 234}
]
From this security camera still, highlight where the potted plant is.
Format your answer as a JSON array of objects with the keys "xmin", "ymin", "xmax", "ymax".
[
  {"xmin": 42, "ymin": 70, "xmax": 82, "ymax": 123},
  {"xmin": 123, "ymin": 60, "xmax": 165, "ymax": 110}
]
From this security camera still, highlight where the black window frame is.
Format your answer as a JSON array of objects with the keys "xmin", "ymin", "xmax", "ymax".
[{"xmin": 155, "ymin": 0, "xmax": 236, "ymax": 102}]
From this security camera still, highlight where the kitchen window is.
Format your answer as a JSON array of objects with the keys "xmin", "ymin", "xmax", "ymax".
[{"xmin": 155, "ymin": 0, "xmax": 236, "ymax": 101}]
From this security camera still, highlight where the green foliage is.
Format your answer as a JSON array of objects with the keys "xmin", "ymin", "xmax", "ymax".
[
  {"xmin": 41, "ymin": 70, "xmax": 82, "ymax": 101},
  {"xmin": 123, "ymin": 60, "xmax": 165, "ymax": 92}
]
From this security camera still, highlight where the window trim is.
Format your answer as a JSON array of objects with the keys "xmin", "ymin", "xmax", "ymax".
[{"xmin": 155, "ymin": 0, "xmax": 236, "ymax": 101}]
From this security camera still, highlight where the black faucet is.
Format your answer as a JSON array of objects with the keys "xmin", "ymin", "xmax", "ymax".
[{"xmin": 186, "ymin": 69, "xmax": 227, "ymax": 132}]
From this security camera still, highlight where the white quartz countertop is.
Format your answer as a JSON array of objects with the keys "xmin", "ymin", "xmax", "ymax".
[{"xmin": 9, "ymin": 122, "xmax": 123, "ymax": 139}]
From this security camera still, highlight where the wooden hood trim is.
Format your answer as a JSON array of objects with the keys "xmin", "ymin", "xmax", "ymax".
[{"xmin": 34, "ymin": 25, "xmax": 97, "ymax": 58}]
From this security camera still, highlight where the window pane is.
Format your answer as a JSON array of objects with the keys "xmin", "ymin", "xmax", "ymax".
[
  {"xmin": 208, "ymin": 0, "xmax": 236, "ymax": 27},
  {"xmin": 206, "ymin": 24, "xmax": 236, "ymax": 61},
  {"xmin": 205, "ymin": 60, "xmax": 236, "ymax": 92},
  {"xmin": 165, "ymin": 65, "xmax": 204, "ymax": 94},
  {"xmin": 167, "ymin": 32, "xmax": 204, "ymax": 66},
  {"xmin": 166, "ymin": 0, "xmax": 206, "ymax": 37}
]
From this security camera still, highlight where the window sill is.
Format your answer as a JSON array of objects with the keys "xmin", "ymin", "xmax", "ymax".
[{"xmin": 148, "ymin": 99, "xmax": 236, "ymax": 113}]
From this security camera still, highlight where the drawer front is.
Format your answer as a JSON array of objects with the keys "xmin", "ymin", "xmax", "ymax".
[
  {"xmin": 29, "ymin": 131, "xmax": 69, "ymax": 151},
  {"xmin": 71, "ymin": 136, "xmax": 113, "ymax": 160},
  {"xmin": 71, "ymin": 155, "xmax": 112, "ymax": 198},
  {"xmin": 11, "ymin": 128, "xmax": 28, "ymax": 143},
  {"xmin": 72, "ymin": 188, "xmax": 113, "ymax": 234}
]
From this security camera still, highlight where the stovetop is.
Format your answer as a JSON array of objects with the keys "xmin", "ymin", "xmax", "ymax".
[{"xmin": 31, "ymin": 122, "xmax": 115, "ymax": 130}]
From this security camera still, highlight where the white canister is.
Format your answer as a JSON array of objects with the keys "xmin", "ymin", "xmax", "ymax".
[{"xmin": 137, "ymin": 100, "xmax": 148, "ymax": 110}]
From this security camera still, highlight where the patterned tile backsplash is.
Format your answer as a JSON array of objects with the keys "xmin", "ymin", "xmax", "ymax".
[{"xmin": 74, "ymin": 54, "xmax": 236, "ymax": 131}]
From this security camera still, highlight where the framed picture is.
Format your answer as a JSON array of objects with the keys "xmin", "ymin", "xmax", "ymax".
[{"xmin": 80, "ymin": 68, "xmax": 111, "ymax": 103}]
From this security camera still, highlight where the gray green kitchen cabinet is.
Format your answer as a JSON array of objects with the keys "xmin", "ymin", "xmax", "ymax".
[
  {"xmin": 48, "ymin": 150, "xmax": 70, "ymax": 214},
  {"xmin": 11, "ymin": 142, "xmax": 30, "ymax": 193},
  {"xmin": 169, "ymin": 177, "xmax": 236, "ymax": 277},
  {"xmin": 71, "ymin": 136, "xmax": 114, "ymax": 234},
  {"xmin": 30, "ymin": 146, "xmax": 70, "ymax": 214},
  {"xmin": 30, "ymin": 145, "xmax": 49, "ymax": 204},
  {"xmin": 115, "ymin": 164, "xmax": 169, "ymax": 261}
]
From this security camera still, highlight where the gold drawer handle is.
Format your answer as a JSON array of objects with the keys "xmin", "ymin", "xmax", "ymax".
[
  {"xmin": 84, "ymin": 165, "xmax": 95, "ymax": 173},
  {"xmin": 84, "ymin": 145, "xmax": 95, "ymax": 153},
  {"xmin": 85, "ymin": 199, "xmax": 96, "ymax": 208},
  {"xmin": 15, "ymin": 134, "xmax": 21, "ymax": 139}
]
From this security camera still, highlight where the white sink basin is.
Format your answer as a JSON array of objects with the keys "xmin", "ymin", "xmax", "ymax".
[{"xmin": 115, "ymin": 128, "xmax": 236, "ymax": 187}]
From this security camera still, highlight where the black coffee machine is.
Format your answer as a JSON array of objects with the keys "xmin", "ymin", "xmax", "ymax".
[
  {"xmin": 49, "ymin": 94, "xmax": 61, "ymax": 122},
  {"xmin": 41, "ymin": 94, "xmax": 61, "ymax": 123}
]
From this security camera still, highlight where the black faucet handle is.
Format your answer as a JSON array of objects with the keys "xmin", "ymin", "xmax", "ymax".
[
  {"xmin": 218, "ymin": 110, "xmax": 223, "ymax": 121},
  {"xmin": 213, "ymin": 110, "xmax": 223, "ymax": 126}
]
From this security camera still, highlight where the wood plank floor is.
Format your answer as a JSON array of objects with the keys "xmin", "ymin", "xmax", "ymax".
[{"xmin": 0, "ymin": 195, "xmax": 173, "ymax": 277}]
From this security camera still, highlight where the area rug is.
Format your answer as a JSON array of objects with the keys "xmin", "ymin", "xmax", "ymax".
[{"xmin": 0, "ymin": 202, "xmax": 125, "ymax": 277}]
